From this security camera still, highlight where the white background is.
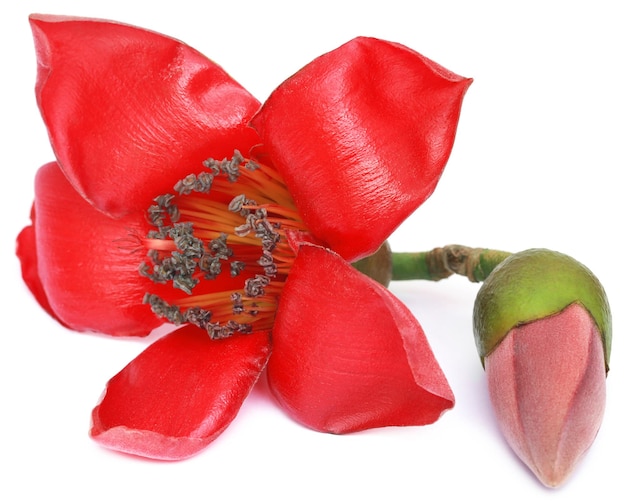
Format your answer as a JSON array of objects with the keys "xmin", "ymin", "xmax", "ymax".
[{"xmin": 1, "ymin": 1, "xmax": 624, "ymax": 501}]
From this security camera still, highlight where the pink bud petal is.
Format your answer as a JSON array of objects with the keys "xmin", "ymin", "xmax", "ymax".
[{"xmin": 485, "ymin": 303, "xmax": 606, "ymax": 487}]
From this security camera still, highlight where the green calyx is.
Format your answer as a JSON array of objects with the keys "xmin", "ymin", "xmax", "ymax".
[
  {"xmin": 473, "ymin": 248, "xmax": 612, "ymax": 372},
  {"xmin": 353, "ymin": 241, "xmax": 393, "ymax": 287}
]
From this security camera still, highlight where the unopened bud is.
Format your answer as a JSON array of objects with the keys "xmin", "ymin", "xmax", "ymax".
[{"xmin": 473, "ymin": 248, "xmax": 611, "ymax": 487}]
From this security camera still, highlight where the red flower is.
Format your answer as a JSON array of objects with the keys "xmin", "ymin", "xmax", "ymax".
[{"xmin": 17, "ymin": 14, "xmax": 471, "ymax": 459}]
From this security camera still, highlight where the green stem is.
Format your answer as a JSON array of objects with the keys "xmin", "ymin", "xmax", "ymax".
[{"xmin": 392, "ymin": 245, "xmax": 512, "ymax": 283}]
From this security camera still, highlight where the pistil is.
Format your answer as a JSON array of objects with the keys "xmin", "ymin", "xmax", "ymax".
[{"xmin": 140, "ymin": 150, "xmax": 306, "ymax": 339}]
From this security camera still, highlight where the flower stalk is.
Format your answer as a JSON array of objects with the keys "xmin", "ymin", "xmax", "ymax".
[{"xmin": 391, "ymin": 245, "xmax": 511, "ymax": 282}]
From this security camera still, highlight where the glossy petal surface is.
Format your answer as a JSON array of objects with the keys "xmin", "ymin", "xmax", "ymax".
[
  {"xmin": 268, "ymin": 242, "xmax": 454, "ymax": 433},
  {"xmin": 27, "ymin": 162, "xmax": 159, "ymax": 336},
  {"xmin": 30, "ymin": 14, "xmax": 261, "ymax": 217},
  {"xmin": 251, "ymin": 37, "xmax": 471, "ymax": 261},
  {"xmin": 16, "ymin": 213, "xmax": 63, "ymax": 326},
  {"xmin": 18, "ymin": 17, "xmax": 471, "ymax": 459},
  {"xmin": 91, "ymin": 326, "xmax": 271, "ymax": 460},
  {"xmin": 485, "ymin": 303, "xmax": 606, "ymax": 487}
]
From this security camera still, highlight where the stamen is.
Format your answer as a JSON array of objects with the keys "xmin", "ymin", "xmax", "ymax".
[
  {"xmin": 244, "ymin": 274, "xmax": 272, "ymax": 298},
  {"xmin": 228, "ymin": 194, "xmax": 247, "ymax": 214},
  {"xmin": 143, "ymin": 293, "xmax": 186, "ymax": 325},
  {"xmin": 230, "ymin": 261, "xmax": 246, "ymax": 277},
  {"xmin": 174, "ymin": 173, "xmax": 214, "ymax": 195},
  {"xmin": 257, "ymin": 250, "xmax": 277, "ymax": 277},
  {"xmin": 208, "ymin": 233, "xmax": 233, "ymax": 259},
  {"xmin": 231, "ymin": 292, "xmax": 244, "ymax": 315},
  {"xmin": 184, "ymin": 306, "xmax": 213, "ymax": 330},
  {"xmin": 140, "ymin": 150, "xmax": 306, "ymax": 339},
  {"xmin": 244, "ymin": 159, "xmax": 260, "ymax": 171}
]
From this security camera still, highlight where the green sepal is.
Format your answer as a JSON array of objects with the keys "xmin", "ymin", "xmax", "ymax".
[
  {"xmin": 352, "ymin": 241, "xmax": 393, "ymax": 287},
  {"xmin": 473, "ymin": 248, "xmax": 611, "ymax": 371}
]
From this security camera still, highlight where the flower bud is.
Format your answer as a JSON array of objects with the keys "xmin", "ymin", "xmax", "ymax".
[{"xmin": 473, "ymin": 249, "xmax": 611, "ymax": 487}]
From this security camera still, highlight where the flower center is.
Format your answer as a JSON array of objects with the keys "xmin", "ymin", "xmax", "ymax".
[{"xmin": 140, "ymin": 150, "xmax": 307, "ymax": 339}]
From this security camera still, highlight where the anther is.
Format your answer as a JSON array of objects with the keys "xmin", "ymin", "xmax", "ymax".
[
  {"xmin": 154, "ymin": 193, "xmax": 175, "ymax": 208},
  {"xmin": 198, "ymin": 254, "xmax": 222, "ymax": 280},
  {"xmin": 141, "ymin": 149, "xmax": 305, "ymax": 340},
  {"xmin": 220, "ymin": 156, "xmax": 241, "ymax": 182},
  {"xmin": 202, "ymin": 158, "xmax": 221, "ymax": 176},
  {"xmin": 194, "ymin": 172, "xmax": 214, "ymax": 193},
  {"xmin": 208, "ymin": 233, "xmax": 233, "ymax": 259},
  {"xmin": 231, "ymin": 292, "xmax": 244, "ymax": 315},
  {"xmin": 174, "ymin": 172, "xmax": 214, "ymax": 194},
  {"xmin": 147, "ymin": 204, "xmax": 165, "ymax": 227},
  {"xmin": 143, "ymin": 293, "xmax": 185, "ymax": 325},
  {"xmin": 244, "ymin": 274, "xmax": 271, "ymax": 298},
  {"xmin": 174, "ymin": 174, "xmax": 198, "ymax": 195},
  {"xmin": 139, "ymin": 261, "xmax": 153, "ymax": 279},
  {"xmin": 172, "ymin": 274, "xmax": 199, "ymax": 295},
  {"xmin": 207, "ymin": 322, "xmax": 233, "ymax": 340},
  {"xmin": 230, "ymin": 260, "xmax": 246, "ymax": 277},
  {"xmin": 153, "ymin": 193, "xmax": 180, "ymax": 224},
  {"xmin": 216, "ymin": 150, "xmax": 245, "ymax": 183},
  {"xmin": 256, "ymin": 220, "xmax": 281, "ymax": 252},
  {"xmin": 228, "ymin": 194, "xmax": 257, "ymax": 216},
  {"xmin": 206, "ymin": 320, "xmax": 253, "ymax": 340},
  {"xmin": 234, "ymin": 223, "xmax": 252, "ymax": 237},
  {"xmin": 244, "ymin": 159, "xmax": 260, "ymax": 171},
  {"xmin": 257, "ymin": 250, "xmax": 277, "ymax": 277},
  {"xmin": 232, "ymin": 149, "xmax": 244, "ymax": 166},
  {"xmin": 184, "ymin": 306, "xmax": 213, "ymax": 330},
  {"xmin": 169, "ymin": 223, "xmax": 204, "ymax": 258},
  {"xmin": 231, "ymin": 321, "xmax": 253, "ymax": 334}
]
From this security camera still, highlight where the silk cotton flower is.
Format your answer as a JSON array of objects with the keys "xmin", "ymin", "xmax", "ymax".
[{"xmin": 17, "ymin": 14, "xmax": 471, "ymax": 460}]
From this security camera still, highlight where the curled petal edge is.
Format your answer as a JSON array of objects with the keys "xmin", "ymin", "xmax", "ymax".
[
  {"xmin": 90, "ymin": 326, "xmax": 271, "ymax": 460},
  {"xmin": 251, "ymin": 36, "xmax": 472, "ymax": 261},
  {"xmin": 268, "ymin": 240, "xmax": 454, "ymax": 433},
  {"xmin": 30, "ymin": 14, "xmax": 261, "ymax": 217},
  {"xmin": 27, "ymin": 162, "xmax": 162, "ymax": 336}
]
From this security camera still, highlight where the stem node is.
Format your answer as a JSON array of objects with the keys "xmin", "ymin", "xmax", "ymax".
[{"xmin": 392, "ymin": 245, "xmax": 511, "ymax": 283}]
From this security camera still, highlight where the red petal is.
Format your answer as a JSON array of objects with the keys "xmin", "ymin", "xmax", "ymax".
[
  {"xmin": 267, "ymin": 242, "xmax": 454, "ymax": 433},
  {"xmin": 90, "ymin": 326, "xmax": 271, "ymax": 460},
  {"xmin": 16, "ymin": 213, "xmax": 64, "ymax": 326},
  {"xmin": 30, "ymin": 14, "xmax": 261, "ymax": 217},
  {"xmin": 485, "ymin": 303, "xmax": 606, "ymax": 487},
  {"xmin": 251, "ymin": 37, "xmax": 471, "ymax": 261},
  {"xmin": 28, "ymin": 162, "xmax": 160, "ymax": 336}
]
